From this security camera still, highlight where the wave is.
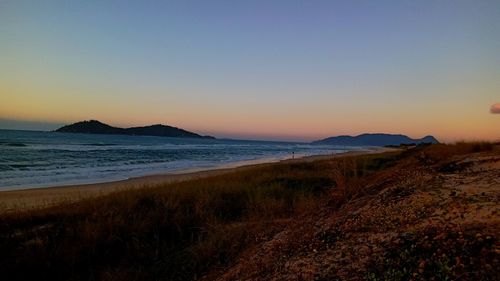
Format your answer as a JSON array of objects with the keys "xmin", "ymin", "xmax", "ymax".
[
  {"xmin": 9, "ymin": 164, "xmax": 30, "ymax": 169},
  {"xmin": 83, "ymin": 143, "xmax": 117, "ymax": 146},
  {"xmin": 0, "ymin": 165, "xmax": 15, "ymax": 171},
  {"xmin": 1, "ymin": 142, "xmax": 28, "ymax": 147}
]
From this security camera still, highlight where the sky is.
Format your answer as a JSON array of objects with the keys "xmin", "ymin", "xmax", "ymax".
[{"xmin": 1, "ymin": 0, "xmax": 499, "ymax": 142}]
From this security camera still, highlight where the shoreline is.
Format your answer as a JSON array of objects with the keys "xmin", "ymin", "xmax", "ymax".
[
  {"xmin": 0, "ymin": 154, "xmax": 295, "ymax": 192},
  {"xmin": 0, "ymin": 148, "xmax": 389, "ymax": 211}
]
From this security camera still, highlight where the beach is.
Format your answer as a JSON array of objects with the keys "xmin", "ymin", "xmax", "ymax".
[
  {"xmin": 2, "ymin": 143, "xmax": 497, "ymax": 281},
  {"xmin": 0, "ymin": 149, "xmax": 386, "ymax": 211},
  {"xmin": 0, "ymin": 129, "xmax": 355, "ymax": 191},
  {"xmin": 2, "ymin": 2, "xmax": 497, "ymax": 279}
]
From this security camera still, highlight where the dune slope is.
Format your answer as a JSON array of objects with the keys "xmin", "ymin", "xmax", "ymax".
[{"xmin": 215, "ymin": 144, "xmax": 500, "ymax": 280}]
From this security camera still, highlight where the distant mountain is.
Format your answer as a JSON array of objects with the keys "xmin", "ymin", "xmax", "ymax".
[
  {"xmin": 55, "ymin": 120, "xmax": 215, "ymax": 139},
  {"xmin": 312, "ymin": 133, "xmax": 438, "ymax": 146}
]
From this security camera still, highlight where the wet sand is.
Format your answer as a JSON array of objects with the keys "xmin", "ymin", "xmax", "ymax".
[{"xmin": 0, "ymin": 149, "xmax": 391, "ymax": 211}]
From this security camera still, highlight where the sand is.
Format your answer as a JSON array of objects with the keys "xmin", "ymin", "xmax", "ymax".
[
  {"xmin": 0, "ymin": 149, "xmax": 391, "ymax": 211},
  {"xmin": 215, "ymin": 147, "xmax": 500, "ymax": 281}
]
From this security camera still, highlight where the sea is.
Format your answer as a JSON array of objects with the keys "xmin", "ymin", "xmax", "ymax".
[{"xmin": 0, "ymin": 129, "xmax": 365, "ymax": 191}]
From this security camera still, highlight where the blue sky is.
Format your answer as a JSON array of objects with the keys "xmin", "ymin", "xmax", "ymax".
[{"xmin": 1, "ymin": 0, "xmax": 499, "ymax": 141}]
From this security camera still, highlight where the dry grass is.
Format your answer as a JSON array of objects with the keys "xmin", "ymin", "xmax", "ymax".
[
  {"xmin": 0, "ymin": 153, "xmax": 368, "ymax": 281},
  {"xmin": 212, "ymin": 142, "xmax": 499, "ymax": 281},
  {"xmin": 0, "ymin": 142, "xmax": 497, "ymax": 281}
]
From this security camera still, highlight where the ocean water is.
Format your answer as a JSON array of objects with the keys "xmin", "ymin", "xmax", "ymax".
[{"xmin": 0, "ymin": 129, "xmax": 363, "ymax": 190}]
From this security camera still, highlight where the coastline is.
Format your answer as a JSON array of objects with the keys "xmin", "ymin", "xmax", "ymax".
[{"xmin": 0, "ymin": 148, "xmax": 389, "ymax": 211}]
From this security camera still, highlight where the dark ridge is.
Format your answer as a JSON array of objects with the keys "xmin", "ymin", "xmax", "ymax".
[
  {"xmin": 55, "ymin": 120, "xmax": 215, "ymax": 139},
  {"xmin": 312, "ymin": 133, "xmax": 438, "ymax": 146}
]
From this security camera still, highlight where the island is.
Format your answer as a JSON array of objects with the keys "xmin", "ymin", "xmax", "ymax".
[
  {"xmin": 312, "ymin": 133, "xmax": 438, "ymax": 146},
  {"xmin": 55, "ymin": 120, "xmax": 215, "ymax": 139}
]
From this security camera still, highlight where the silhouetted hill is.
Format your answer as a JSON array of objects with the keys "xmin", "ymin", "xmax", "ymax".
[
  {"xmin": 55, "ymin": 120, "xmax": 215, "ymax": 139},
  {"xmin": 312, "ymin": 133, "xmax": 438, "ymax": 146}
]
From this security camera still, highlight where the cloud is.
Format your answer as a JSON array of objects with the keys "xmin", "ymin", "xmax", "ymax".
[{"xmin": 491, "ymin": 103, "xmax": 500, "ymax": 114}]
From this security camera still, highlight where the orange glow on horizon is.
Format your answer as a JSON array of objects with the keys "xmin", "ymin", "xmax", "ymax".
[{"xmin": 1, "ymin": 1, "xmax": 499, "ymax": 143}]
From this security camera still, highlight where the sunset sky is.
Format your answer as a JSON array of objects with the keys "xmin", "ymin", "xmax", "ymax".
[{"xmin": 1, "ymin": 0, "xmax": 499, "ymax": 142}]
